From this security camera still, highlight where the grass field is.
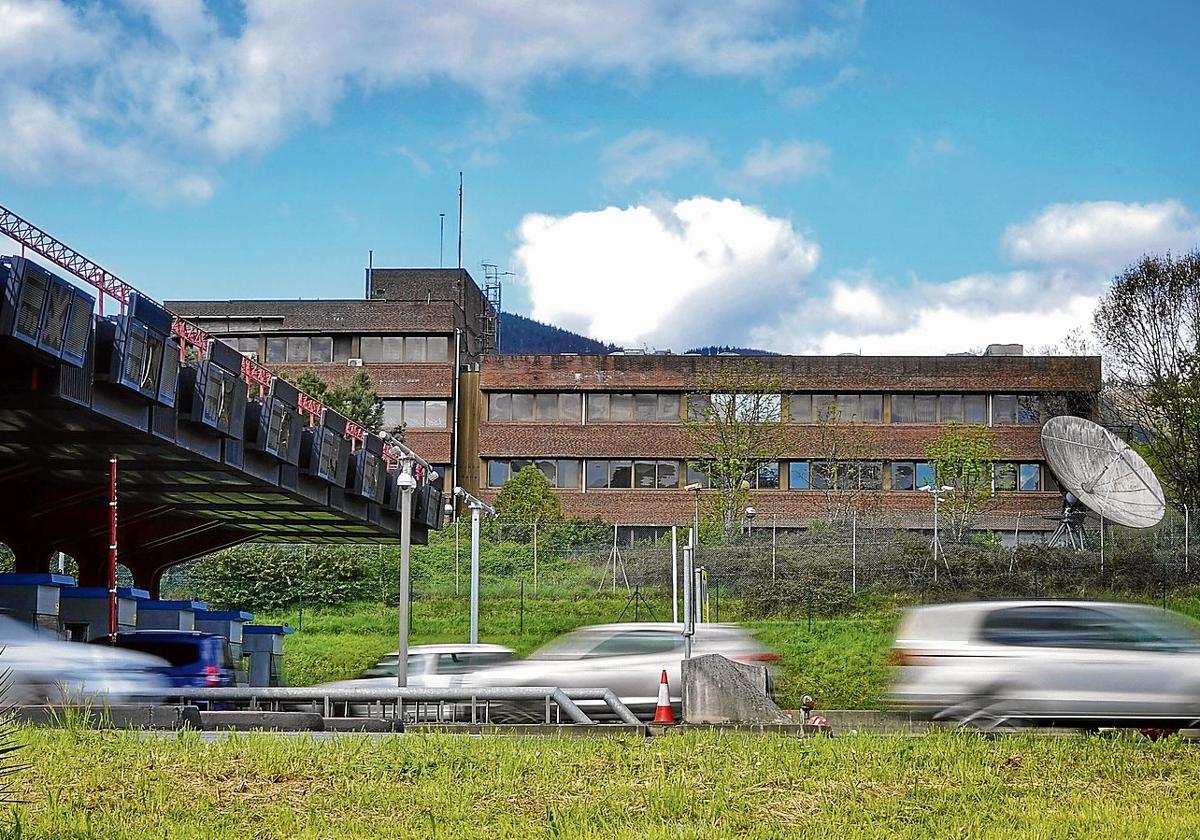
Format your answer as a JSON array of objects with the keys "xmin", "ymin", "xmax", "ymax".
[
  {"xmin": 257, "ymin": 594, "xmax": 899, "ymax": 710},
  {"xmin": 9, "ymin": 727, "xmax": 1200, "ymax": 838}
]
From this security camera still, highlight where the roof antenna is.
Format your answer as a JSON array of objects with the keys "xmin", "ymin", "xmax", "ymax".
[
  {"xmin": 457, "ymin": 171, "xmax": 463, "ymax": 270},
  {"xmin": 366, "ymin": 249, "xmax": 373, "ymax": 299},
  {"xmin": 439, "ymin": 213, "xmax": 446, "ymax": 268}
]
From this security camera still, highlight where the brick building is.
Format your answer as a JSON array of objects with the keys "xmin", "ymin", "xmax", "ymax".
[
  {"xmin": 168, "ymin": 268, "xmax": 495, "ymax": 492},
  {"xmin": 171, "ymin": 271, "xmax": 1102, "ymax": 538}
]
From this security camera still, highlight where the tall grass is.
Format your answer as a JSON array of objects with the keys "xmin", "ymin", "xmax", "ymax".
[{"xmin": 11, "ymin": 728, "xmax": 1200, "ymax": 838}]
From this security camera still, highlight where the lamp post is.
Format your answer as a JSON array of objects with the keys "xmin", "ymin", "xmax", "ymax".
[
  {"xmin": 395, "ymin": 461, "xmax": 417, "ymax": 688},
  {"xmin": 683, "ymin": 482, "xmax": 703, "ymax": 653},
  {"xmin": 743, "ymin": 505, "xmax": 757, "ymax": 540},
  {"xmin": 453, "ymin": 486, "xmax": 495, "ymax": 645},
  {"xmin": 919, "ymin": 484, "xmax": 955, "ymax": 580}
]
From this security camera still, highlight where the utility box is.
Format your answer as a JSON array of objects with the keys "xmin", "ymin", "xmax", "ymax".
[
  {"xmin": 243, "ymin": 624, "xmax": 294, "ymax": 687},
  {"xmin": 135, "ymin": 599, "xmax": 208, "ymax": 631},
  {"xmin": 0, "ymin": 573, "xmax": 76, "ymax": 633},
  {"xmin": 58, "ymin": 586, "xmax": 147, "ymax": 641}
]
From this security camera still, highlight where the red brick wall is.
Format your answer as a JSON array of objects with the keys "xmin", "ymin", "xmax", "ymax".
[
  {"xmin": 475, "ymin": 487, "xmax": 1063, "ymax": 528},
  {"xmin": 479, "ymin": 423, "xmax": 1045, "ymax": 461},
  {"xmin": 272, "ymin": 363, "xmax": 454, "ymax": 398},
  {"xmin": 403, "ymin": 429, "xmax": 453, "ymax": 464},
  {"xmin": 480, "ymin": 354, "xmax": 1101, "ymax": 392}
]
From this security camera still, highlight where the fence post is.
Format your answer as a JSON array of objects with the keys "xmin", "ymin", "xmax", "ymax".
[
  {"xmin": 455, "ymin": 516, "xmax": 461, "ymax": 596},
  {"xmin": 713, "ymin": 578, "xmax": 719, "ymax": 623},
  {"xmin": 771, "ymin": 514, "xmax": 777, "ymax": 582},
  {"xmin": 851, "ymin": 509, "xmax": 857, "ymax": 595},
  {"xmin": 1185, "ymin": 503, "xmax": 1190, "ymax": 577},
  {"xmin": 532, "ymin": 519, "xmax": 539, "ymax": 595},
  {"xmin": 519, "ymin": 580, "xmax": 525, "ymax": 635},
  {"xmin": 298, "ymin": 580, "xmax": 304, "ymax": 632},
  {"xmin": 634, "ymin": 584, "xmax": 640, "ymax": 622}
]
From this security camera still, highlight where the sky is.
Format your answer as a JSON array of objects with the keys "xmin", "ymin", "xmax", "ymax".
[{"xmin": 1, "ymin": 0, "xmax": 1198, "ymax": 355}]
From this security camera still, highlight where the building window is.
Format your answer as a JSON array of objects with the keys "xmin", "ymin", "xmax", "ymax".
[
  {"xmin": 914, "ymin": 394, "xmax": 937, "ymax": 424},
  {"xmin": 812, "ymin": 394, "xmax": 835, "ymax": 422},
  {"xmin": 992, "ymin": 395, "xmax": 1017, "ymax": 425},
  {"xmin": 994, "ymin": 462, "xmax": 1019, "ymax": 491},
  {"xmin": 788, "ymin": 461, "xmax": 810, "ymax": 490},
  {"xmin": 891, "ymin": 394, "xmax": 915, "ymax": 423},
  {"xmin": 586, "ymin": 460, "xmax": 681, "ymax": 489},
  {"xmin": 382, "ymin": 400, "xmax": 449, "ymax": 429},
  {"xmin": 265, "ymin": 337, "xmax": 286, "ymax": 363},
  {"xmin": 916, "ymin": 462, "xmax": 935, "ymax": 489},
  {"xmin": 487, "ymin": 392, "xmax": 585, "ymax": 422},
  {"xmin": 755, "ymin": 462, "xmax": 780, "ymax": 489},
  {"xmin": 685, "ymin": 461, "xmax": 710, "ymax": 489},
  {"xmin": 273, "ymin": 335, "xmax": 334, "ymax": 363},
  {"xmin": 486, "ymin": 459, "xmax": 582, "ymax": 489},
  {"xmin": 789, "ymin": 394, "xmax": 812, "ymax": 423},
  {"xmin": 1018, "ymin": 395, "xmax": 1041, "ymax": 424},
  {"xmin": 1019, "ymin": 463, "xmax": 1041, "ymax": 492},
  {"xmin": 892, "ymin": 462, "xmax": 915, "ymax": 491},
  {"xmin": 586, "ymin": 393, "xmax": 681, "ymax": 422},
  {"xmin": 964, "ymin": 394, "xmax": 988, "ymax": 424},
  {"xmin": 791, "ymin": 393, "xmax": 882, "ymax": 423},
  {"xmin": 939, "ymin": 394, "xmax": 963, "ymax": 423},
  {"xmin": 359, "ymin": 335, "xmax": 450, "ymax": 363},
  {"xmin": 219, "ymin": 336, "xmax": 259, "ymax": 356}
]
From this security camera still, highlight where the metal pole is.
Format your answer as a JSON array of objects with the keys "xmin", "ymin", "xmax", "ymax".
[
  {"xmin": 694, "ymin": 567, "xmax": 704, "ymax": 624},
  {"xmin": 1185, "ymin": 504, "xmax": 1190, "ymax": 576},
  {"xmin": 454, "ymin": 516, "xmax": 461, "ymax": 596},
  {"xmin": 532, "ymin": 519, "xmax": 538, "ymax": 595},
  {"xmin": 702, "ymin": 569, "xmax": 710, "ymax": 623},
  {"xmin": 397, "ymin": 469, "xmax": 415, "ymax": 688},
  {"xmin": 932, "ymin": 491, "xmax": 939, "ymax": 583},
  {"xmin": 772, "ymin": 514, "xmax": 777, "ymax": 581},
  {"xmin": 469, "ymin": 503, "xmax": 482, "ymax": 645},
  {"xmin": 681, "ymin": 540, "xmax": 693, "ymax": 658},
  {"xmin": 851, "ymin": 508, "xmax": 857, "ymax": 596},
  {"xmin": 1100, "ymin": 512, "xmax": 1105, "ymax": 574},
  {"xmin": 519, "ymin": 580, "xmax": 524, "ymax": 635},
  {"xmin": 670, "ymin": 526, "xmax": 679, "ymax": 623},
  {"xmin": 107, "ymin": 455, "xmax": 118, "ymax": 643}
]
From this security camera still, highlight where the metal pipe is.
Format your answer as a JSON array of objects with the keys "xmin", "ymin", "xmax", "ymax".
[
  {"xmin": 469, "ymin": 503, "xmax": 481, "ymax": 644},
  {"xmin": 681, "ymin": 540, "xmax": 694, "ymax": 658},
  {"xmin": 694, "ymin": 567, "xmax": 704, "ymax": 624},
  {"xmin": 532, "ymin": 519, "xmax": 538, "ymax": 594},
  {"xmin": 107, "ymin": 455, "xmax": 118, "ymax": 642},
  {"xmin": 450, "ymin": 327, "xmax": 461, "ymax": 491},
  {"xmin": 851, "ymin": 508, "xmax": 857, "ymax": 595},
  {"xmin": 670, "ymin": 526, "xmax": 679, "ymax": 623}
]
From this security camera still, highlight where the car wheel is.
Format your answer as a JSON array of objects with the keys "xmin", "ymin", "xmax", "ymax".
[{"xmin": 943, "ymin": 694, "xmax": 1027, "ymax": 734}]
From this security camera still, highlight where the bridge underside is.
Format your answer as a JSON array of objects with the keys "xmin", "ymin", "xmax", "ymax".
[{"xmin": 0, "ymin": 356, "xmax": 419, "ymax": 597}]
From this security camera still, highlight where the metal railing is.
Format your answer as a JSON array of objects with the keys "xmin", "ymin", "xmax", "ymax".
[{"xmin": 170, "ymin": 686, "xmax": 642, "ymax": 726}]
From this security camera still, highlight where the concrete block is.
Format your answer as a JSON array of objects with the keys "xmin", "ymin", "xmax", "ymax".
[
  {"xmin": 199, "ymin": 711, "xmax": 324, "ymax": 731},
  {"xmin": 681, "ymin": 654, "xmax": 792, "ymax": 725},
  {"xmin": 13, "ymin": 704, "xmax": 201, "ymax": 729},
  {"xmin": 322, "ymin": 717, "xmax": 403, "ymax": 733}
]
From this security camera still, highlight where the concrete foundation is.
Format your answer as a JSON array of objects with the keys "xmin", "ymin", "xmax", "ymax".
[{"xmin": 681, "ymin": 654, "xmax": 792, "ymax": 725}]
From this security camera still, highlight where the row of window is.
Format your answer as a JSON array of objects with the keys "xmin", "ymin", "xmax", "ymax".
[
  {"xmin": 486, "ymin": 392, "xmax": 1049, "ymax": 425},
  {"xmin": 485, "ymin": 459, "xmax": 1053, "ymax": 492},
  {"xmin": 218, "ymin": 334, "xmax": 451, "ymax": 364},
  {"xmin": 381, "ymin": 400, "xmax": 449, "ymax": 429}
]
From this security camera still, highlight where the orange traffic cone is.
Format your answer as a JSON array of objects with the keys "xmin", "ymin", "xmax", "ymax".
[{"xmin": 652, "ymin": 669, "xmax": 675, "ymax": 724}]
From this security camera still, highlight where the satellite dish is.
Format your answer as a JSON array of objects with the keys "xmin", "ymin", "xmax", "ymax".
[{"xmin": 1040, "ymin": 416, "xmax": 1166, "ymax": 547}]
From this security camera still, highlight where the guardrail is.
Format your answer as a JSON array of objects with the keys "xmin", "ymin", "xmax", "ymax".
[{"xmin": 170, "ymin": 686, "xmax": 642, "ymax": 726}]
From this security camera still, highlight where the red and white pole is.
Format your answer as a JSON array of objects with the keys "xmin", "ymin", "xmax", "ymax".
[{"xmin": 108, "ymin": 455, "xmax": 118, "ymax": 643}]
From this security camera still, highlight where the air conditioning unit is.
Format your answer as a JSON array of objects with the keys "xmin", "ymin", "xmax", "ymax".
[{"xmin": 347, "ymin": 358, "xmax": 364, "ymax": 367}]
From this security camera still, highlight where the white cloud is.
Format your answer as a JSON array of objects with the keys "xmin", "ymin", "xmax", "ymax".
[
  {"xmin": 782, "ymin": 64, "xmax": 859, "ymax": 108},
  {"xmin": 907, "ymin": 132, "xmax": 960, "ymax": 165},
  {"xmin": 1003, "ymin": 200, "xmax": 1200, "ymax": 267},
  {"xmin": 602, "ymin": 130, "xmax": 712, "ymax": 186},
  {"xmin": 0, "ymin": 0, "xmax": 861, "ymax": 197},
  {"xmin": 738, "ymin": 140, "xmax": 831, "ymax": 182},
  {"xmin": 515, "ymin": 197, "xmax": 1196, "ymax": 356},
  {"xmin": 515, "ymin": 197, "xmax": 820, "ymax": 348}
]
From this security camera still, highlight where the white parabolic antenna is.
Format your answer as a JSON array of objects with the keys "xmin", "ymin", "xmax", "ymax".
[{"xmin": 1041, "ymin": 415, "xmax": 1166, "ymax": 529}]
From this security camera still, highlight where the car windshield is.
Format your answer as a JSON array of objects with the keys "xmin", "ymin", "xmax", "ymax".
[
  {"xmin": 361, "ymin": 654, "xmax": 425, "ymax": 678},
  {"xmin": 530, "ymin": 629, "xmax": 684, "ymax": 660},
  {"xmin": 1121, "ymin": 607, "xmax": 1200, "ymax": 650},
  {"xmin": 528, "ymin": 631, "xmax": 608, "ymax": 660}
]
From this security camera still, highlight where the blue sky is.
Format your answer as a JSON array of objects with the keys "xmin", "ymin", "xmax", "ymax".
[{"xmin": 1, "ymin": 0, "xmax": 1197, "ymax": 353}]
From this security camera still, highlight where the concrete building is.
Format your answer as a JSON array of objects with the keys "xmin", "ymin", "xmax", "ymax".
[
  {"xmin": 168, "ymin": 268, "xmax": 495, "ymax": 493},
  {"xmin": 171, "ymin": 271, "xmax": 1102, "ymax": 537}
]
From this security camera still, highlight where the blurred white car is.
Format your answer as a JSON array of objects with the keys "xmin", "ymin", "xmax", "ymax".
[
  {"xmin": 314, "ymin": 644, "xmax": 515, "ymax": 691},
  {"xmin": 0, "ymin": 614, "xmax": 170, "ymax": 704},
  {"xmin": 457, "ymin": 623, "xmax": 777, "ymax": 721},
  {"xmin": 889, "ymin": 600, "xmax": 1200, "ymax": 730}
]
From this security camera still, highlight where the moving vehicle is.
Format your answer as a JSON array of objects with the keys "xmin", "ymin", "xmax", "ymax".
[
  {"xmin": 315, "ymin": 643, "xmax": 516, "ymax": 690},
  {"xmin": 889, "ymin": 600, "xmax": 1200, "ymax": 731},
  {"xmin": 95, "ymin": 630, "xmax": 235, "ymax": 688},
  {"xmin": 457, "ymin": 623, "xmax": 778, "ymax": 721},
  {"xmin": 0, "ymin": 614, "xmax": 169, "ymax": 704}
]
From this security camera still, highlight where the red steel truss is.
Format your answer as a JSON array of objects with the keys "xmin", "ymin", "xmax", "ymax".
[{"xmin": 1, "ymin": 203, "xmax": 372, "ymax": 448}]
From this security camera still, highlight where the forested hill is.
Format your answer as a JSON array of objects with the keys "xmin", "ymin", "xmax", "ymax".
[
  {"xmin": 499, "ymin": 312, "xmax": 618, "ymax": 354},
  {"xmin": 685, "ymin": 345, "xmax": 779, "ymax": 356}
]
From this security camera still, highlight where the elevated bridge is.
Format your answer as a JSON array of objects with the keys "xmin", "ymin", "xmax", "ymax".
[{"xmin": 0, "ymin": 206, "xmax": 440, "ymax": 596}]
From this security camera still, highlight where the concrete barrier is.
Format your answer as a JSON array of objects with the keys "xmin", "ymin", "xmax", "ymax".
[
  {"xmin": 14, "ymin": 705, "xmax": 201, "ymax": 729},
  {"xmin": 681, "ymin": 654, "xmax": 792, "ymax": 725},
  {"xmin": 199, "ymin": 711, "xmax": 324, "ymax": 731}
]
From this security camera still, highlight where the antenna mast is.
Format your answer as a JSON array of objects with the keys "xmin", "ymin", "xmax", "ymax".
[
  {"xmin": 457, "ymin": 172, "xmax": 463, "ymax": 270},
  {"xmin": 479, "ymin": 262, "xmax": 510, "ymax": 356}
]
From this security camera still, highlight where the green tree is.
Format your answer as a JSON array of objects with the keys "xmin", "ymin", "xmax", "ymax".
[
  {"xmin": 811, "ymin": 400, "xmax": 876, "ymax": 525},
  {"xmin": 290, "ymin": 370, "xmax": 386, "ymax": 433},
  {"xmin": 1094, "ymin": 251, "xmax": 1200, "ymax": 508},
  {"xmin": 681, "ymin": 359, "xmax": 792, "ymax": 540},
  {"xmin": 494, "ymin": 465, "xmax": 563, "ymax": 529},
  {"xmin": 924, "ymin": 423, "xmax": 1005, "ymax": 540}
]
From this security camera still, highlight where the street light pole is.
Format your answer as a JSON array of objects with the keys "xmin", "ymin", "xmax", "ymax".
[
  {"xmin": 920, "ymin": 484, "xmax": 954, "ymax": 580},
  {"xmin": 395, "ymin": 462, "xmax": 417, "ymax": 688},
  {"xmin": 453, "ymin": 487, "xmax": 495, "ymax": 646}
]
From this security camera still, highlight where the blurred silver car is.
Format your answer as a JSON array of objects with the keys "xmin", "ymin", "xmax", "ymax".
[
  {"xmin": 457, "ymin": 623, "xmax": 777, "ymax": 721},
  {"xmin": 889, "ymin": 600, "xmax": 1200, "ymax": 730},
  {"xmin": 315, "ymin": 643, "xmax": 515, "ymax": 691},
  {"xmin": 0, "ymin": 614, "xmax": 170, "ymax": 704}
]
